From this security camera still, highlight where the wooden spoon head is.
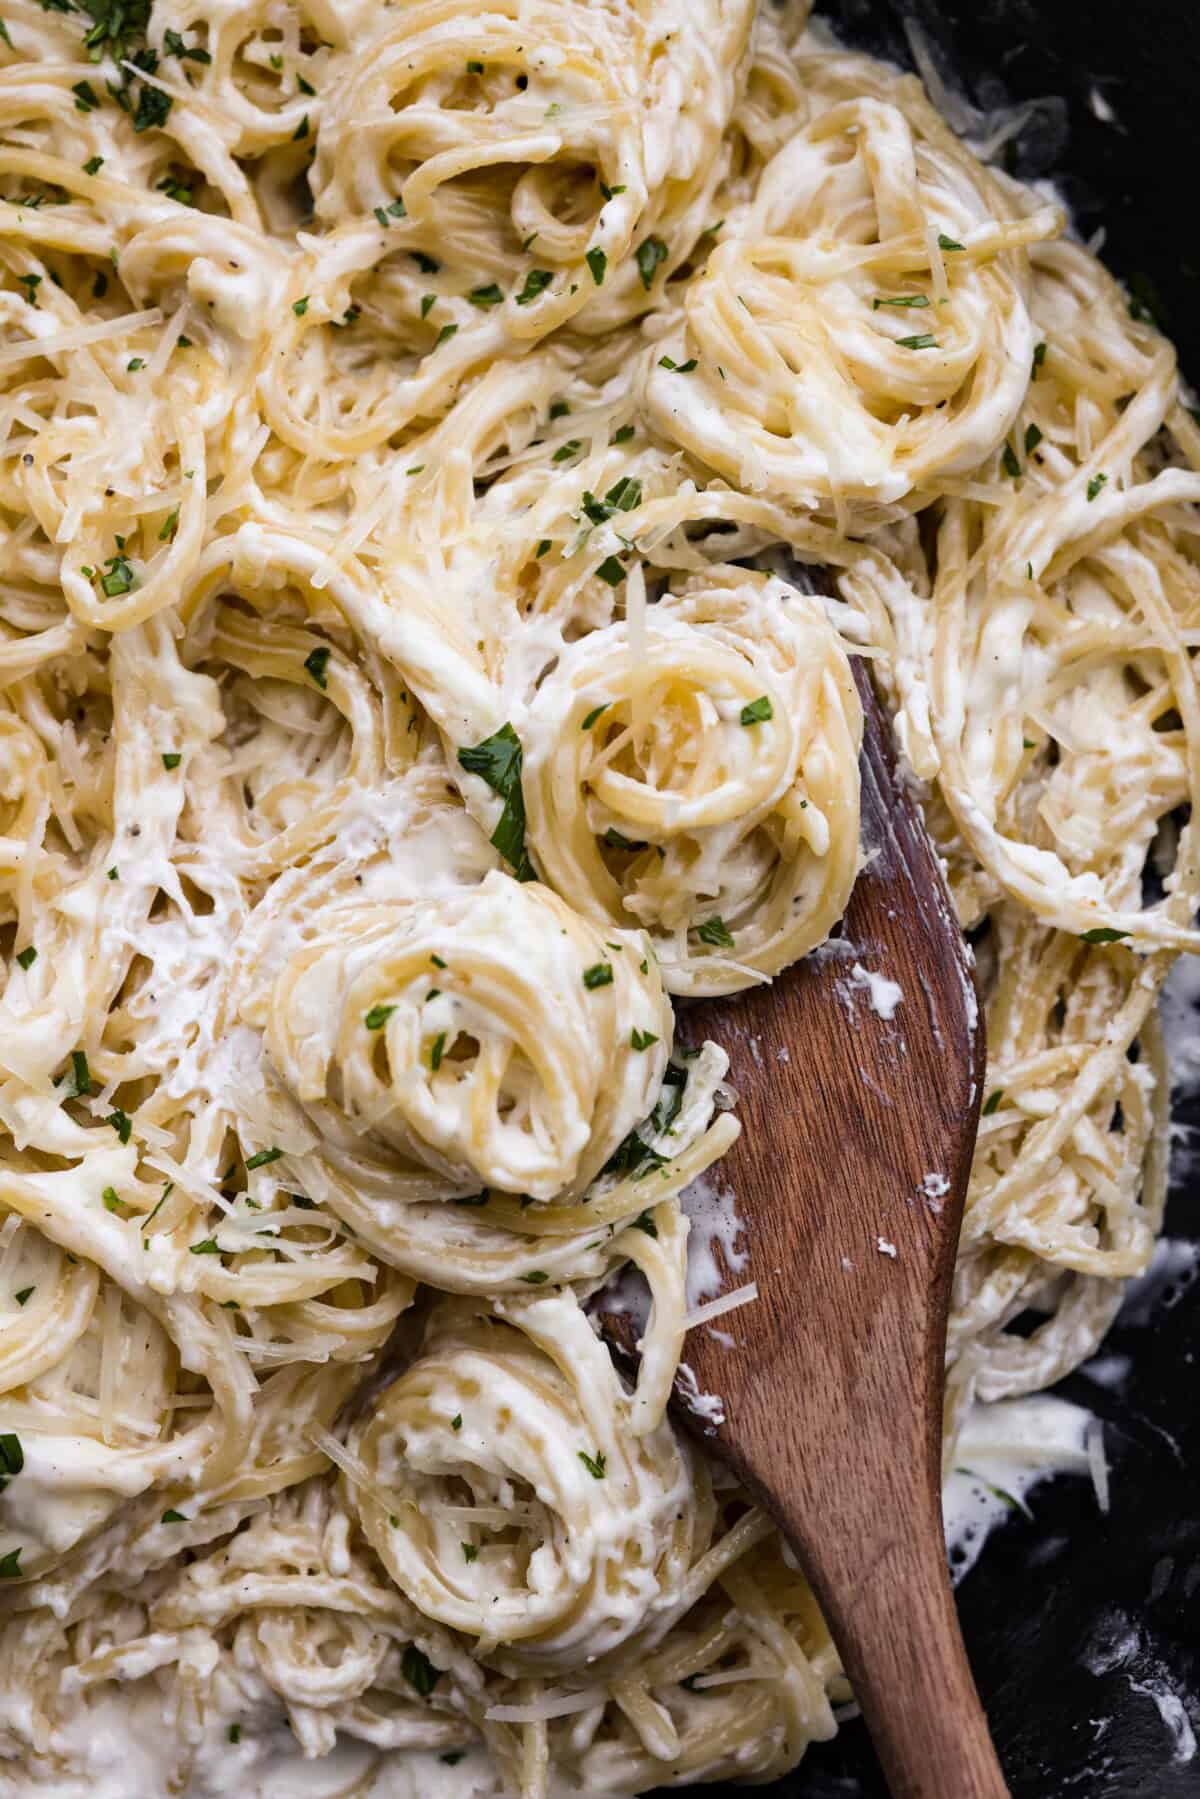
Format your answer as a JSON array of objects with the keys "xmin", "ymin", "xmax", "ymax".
[{"xmin": 598, "ymin": 657, "xmax": 984, "ymax": 1508}]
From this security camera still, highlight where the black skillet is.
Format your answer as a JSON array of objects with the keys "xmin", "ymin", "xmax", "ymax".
[{"xmin": 654, "ymin": 4, "xmax": 1200, "ymax": 1794}]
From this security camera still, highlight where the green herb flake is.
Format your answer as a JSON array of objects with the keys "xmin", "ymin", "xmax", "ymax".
[
  {"xmin": 582, "ymin": 962, "xmax": 613, "ymax": 990},
  {"xmin": 695, "ymin": 916, "xmax": 735, "ymax": 949},
  {"xmin": 603, "ymin": 827, "xmax": 645, "ymax": 851},
  {"xmin": 1001, "ymin": 444, "xmax": 1021, "ymax": 478},
  {"xmin": 468, "ymin": 282, "xmax": 503, "ymax": 308},
  {"xmin": 451, "ymin": 1413, "xmax": 463, "ymax": 1430},
  {"xmin": 228, "ymin": 1725, "xmax": 241, "ymax": 1744},
  {"xmin": 106, "ymin": 1108, "xmax": 132, "ymax": 1143},
  {"xmin": 161, "ymin": 751, "xmax": 181, "ymax": 769},
  {"xmin": 0, "ymin": 1548, "xmax": 22, "ymax": 1579},
  {"xmin": 83, "ymin": 155, "xmax": 104, "ymax": 175},
  {"xmin": 581, "ymin": 701, "xmax": 610, "ymax": 730},
  {"xmin": 14, "ymin": 1287, "xmax": 33, "ymax": 1306},
  {"xmin": 161, "ymin": 1508, "xmax": 187, "ymax": 1523},
  {"xmin": 102, "ymin": 1186, "xmax": 129, "ymax": 1216},
  {"xmin": 578, "ymin": 1449, "xmax": 607, "ymax": 1479},
  {"xmin": 658, "ymin": 354, "xmax": 697, "ymax": 372},
  {"xmin": 15, "ymin": 946, "xmax": 36, "ymax": 970},
  {"xmin": 304, "ymin": 644, "xmax": 331, "ymax": 688},
  {"xmin": 189, "ymin": 1238, "xmax": 221, "ymax": 1255},
  {"xmin": 1086, "ymin": 473, "xmax": 1108, "ymax": 502},
  {"xmin": 585, "ymin": 246, "xmax": 607, "ymax": 286},
  {"xmin": 595, "ymin": 554, "xmax": 626, "ymax": 587},
  {"xmin": 535, "ymin": 538, "xmax": 553, "ymax": 557},
  {"xmin": 982, "ymin": 1090, "xmax": 1004, "ymax": 1116},
  {"xmin": 551, "ymin": 438, "xmax": 582, "ymax": 463},
  {"xmin": 158, "ymin": 506, "xmax": 179, "ymax": 542},
  {"xmin": 520, "ymin": 1269, "xmax": 549, "ymax": 1284},
  {"xmin": 0, "ymin": 1433, "xmax": 22, "ymax": 1478},
  {"xmin": 429, "ymin": 1031, "xmax": 447, "ymax": 1071},
  {"xmin": 434, "ymin": 322, "xmax": 458, "ymax": 349},
  {"xmin": 458, "ymin": 722, "xmax": 533, "ymax": 881},
  {"xmin": 245, "ymin": 1147, "xmax": 283, "ymax": 1170},
  {"xmin": 896, "ymin": 333, "xmax": 938, "ymax": 350},
  {"xmin": 462, "ymin": 1541, "xmax": 479, "ymax": 1561},
  {"xmin": 612, "ymin": 423, "xmax": 635, "ymax": 444},
  {"xmin": 937, "ymin": 233, "xmax": 964, "ymax": 251},
  {"xmin": 1080, "ymin": 925, "xmax": 1128, "ymax": 943},
  {"xmin": 1024, "ymin": 423, "xmax": 1043, "ymax": 455},
  {"xmin": 292, "ymin": 296, "xmax": 309, "ymax": 316},
  {"xmin": 365, "ymin": 1003, "xmax": 396, "ymax": 1030},
  {"xmin": 292, "ymin": 113, "xmax": 309, "ymax": 141},
  {"xmin": 635, "ymin": 235, "xmax": 668, "ymax": 290},
  {"xmin": 72, "ymin": 79, "xmax": 101, "ymax": 111},
  {"xmin": 63, "ymin": 1050, "xmax": 92, "ymax": 1099},
  {"xmin": 401, "ymin": 1645, "xmax": 442, "ymax": 1699},
  {"xmin": 1032, "ymin": 341, "xmax": 1047, "ymax": 377},
  {"xmin": 466, "ymin": 59, "xmax": 484, "ymax": 73},
  {"xmin": 740, "ymin": 696, "xmax": 772, "ymax": 726},
  {"xmin": 873, "ymin": 294, "xmax": 930, "ymax": 310},
  {"xmin": 630, "ymin": 1028, "xmax": 658, "ymax": 1051},
  {"xmin": 420, "ymin": 294, "xmax": 436, "ymax": 318},
  {"xmin": 515, "ymin": 267, "xmax": 553, "ymax": 306}
]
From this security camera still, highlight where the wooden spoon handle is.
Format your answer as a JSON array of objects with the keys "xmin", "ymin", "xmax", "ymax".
[{"xmin": 784, "ymin": 1470, "xmax": 1010, "ymax": 1799}]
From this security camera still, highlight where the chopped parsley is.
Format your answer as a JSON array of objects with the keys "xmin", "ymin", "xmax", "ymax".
[
  {"xmin": 535, "ymin": 538, "xmax": 553, "ymax": 556},
  {"xmin": 1086, "ymin": 473, "xmax": 1108, "ymax": 502},
  {"xmin": 658, "ymin": 354, "xmax": 697, "ymax": 372},
  {"xmin": 102, "ymin": 1186, "xmax": 129, "ymax": 1216},
  {"xmin": 434, "ymin": 322, "xmax": 458, "ymax": 349},
  {"xmin": 631, "ymin": 1209, "xmax": 658, "ymax": 1237},
  {"xmin": 457, "ymin": 723, "xmax": 533, "ymax": 880},
  {"xmin": 412, "ymin": 251, "xmax": 440, "ymax": 274},
  {"xmin": 83, "ymin": 155, "xmax": 104, "ymax": 175},
  {"xmin": 62, "ymin": 1050, "xmax": 92, "ymax": 1099},
  {"xmin": 1024, "ymin": 423, "xmax": 1043, "ymax": 455},
  {"xmin": 429, "ymin": 1031, "xmax": 447, "ymax": 1071},
  {"xmin": 0, "ymin": 1548, "xmax": 22, "ymax": 1579},
  {"xmin": 695, "ymin": 916, "xmax": 735, "ymax": 949},
  {"xmin": 549, "ymin": 399, "xmax": 570, "ymax": 418},
  {"xmin": 595, "ymin": 554, "xmax": 626, "ymax": 587},
  {"xmin": 585, "ymin": 247, "xmax": 607, "ymax": 285},
  {"xmin": 420, "ymin": 294, "xmax": 436, "ymax": 318},
  {"xmin": 578, "ymin": 1449, "xmax": 607, "ymax": 1479},
  {"xmin": 1001, "ymin": 444, "xmax": 1021, "ymax": 478},
  {"xmin": 582, "ymin": 962, "xmax": 613, "ymax": 989},
  {"xmin": 896, "ymin": 334, "xmax": 938, "ymax": 350},
  {"xmin": 158, "ymin": 506, "xmax": 179, "ymax": 541},
  {"xmin": 581, "ymin": 701, "xmax": 610, "ymax": 730},
  {"xmin": 189, "ymin": 1238, "xmax": 221, "ymax": 1255},
  {"xmin": 630, "ymin": 1028, "xmax": 658, "ymax": 1051},
  {"xmin": 16, "ymin": 272, "xmax": 41, "ymax": 306},
  {"xmin": 602, "ymin": 827, "xmax": 645, "ymax": 851},
  {"xmin": 133, "ymin": 81, "xmax": 172, "ymax": 135},
  {"xmin": 982, "ymin": 1090, "xmax": 1004, "ymax": 1116},
  {"xmin": 1032, "ymin": 341, "xmax": 1047, "ymax": 377},
  {"xmin": 520, "ymin": 1270, "xmax": 549, "ymax": 1284},
  {"xmin": 164, "ymin": 28, "xmax": 210, "ymax": 62},
  {"xmin": 612, "ymin": 423, "xmax": 635, "ymax": 444},
  {"xmin": 739, "ymin": 696, "xmax": 772, "ymax": 726},
  {"xmin": 245, "ymin": 1147, "xmax": 283, "ymax": 1170},
  {"xmin": 106, "ymin": 1108, "xmax": 132, "ymax": 1143},
  {"xmin": 635, "ymin": 235, "xmax": 668, "ymax": 290},
  {"xmin": 514, "ymin": 268, "xmax": 553, "ymax": 306},
  {"xmin": 551, "ymin": 439, "xmax": 582, "ymax": 463},
  {"xmin": 937, "ymin": 233, "xmax": 964, "ymax": 251},
  {"xmin": 292, "ymin": 296, "xmax": 309, "ymax": 316},
  {"xmin": 304, "ymin": 644, "xmax": 330, "ymax": 688},
  {"xmin": 228, "ymin": 1725, "xmax": 241, "ymax": 1744},
  {"xmin": 462, "ymin": 1541, "xmax": 479, "ymax": 1562},
  {"xmin": 468, "ymin": 282, "xmax": 503, "ymax": 308},
  {"xmin": 0, "ymin": 1433, "xmax": 23, "ymax": 1485},
  {"xmin": 15, "ymin": 946, "xmax": 36, "ymax": 970},
  {"xmin": 451, "ymin": 1413, "xmax": 463, "ymax": 1430},
  {"xmin": 161, "ymin": 1507, "xmax": 187, "ymax": 1522},
  {"xmin": 292, "ymin": 114, "xmax": 309, "ymax": 141},
  {"xmin": 14, "ymin": 1288, "xmax": 33, "ymax": 1306},
  {"xmin": 873, "ymin": 294, "xmax": 929, "ymax": 309},
  {"xmin": 72, "ymin": 79, "xmax": 100, "ymax": 111},
  {"xmin": 401, "ymin": 1645, "xmax": 442, "ymax": 1698},
  {"xmin": 161, "ymin": 751, "xmax": 181, "ymax": 769},
  {"xmin": 1080, "ymin": 925, "xmax": 1128, "ymax": 943},
  {"xmin": 365, "ymin": 1003, "xmax": 396, "ymax": 1030}
]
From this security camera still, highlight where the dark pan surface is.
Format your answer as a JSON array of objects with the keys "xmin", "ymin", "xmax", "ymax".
[{"xmin": 654, "ymin": 5, "xmax": 1200, "ymax": 1794}]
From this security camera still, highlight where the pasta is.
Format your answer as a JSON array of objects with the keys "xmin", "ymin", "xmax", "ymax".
[{"xmin": 0, "ymin": 0, "xmax": 1196, "ymax": 1794}]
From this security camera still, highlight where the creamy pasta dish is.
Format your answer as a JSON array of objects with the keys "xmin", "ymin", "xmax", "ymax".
[{"xmin": 0, "ymin": 0, "xmax": 1197, "ymax": 1794}]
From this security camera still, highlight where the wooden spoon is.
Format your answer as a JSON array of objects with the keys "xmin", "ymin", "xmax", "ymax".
[{"xmin": 599, "ymin": 658, "xmax": 1006, "ymax": 1798}]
